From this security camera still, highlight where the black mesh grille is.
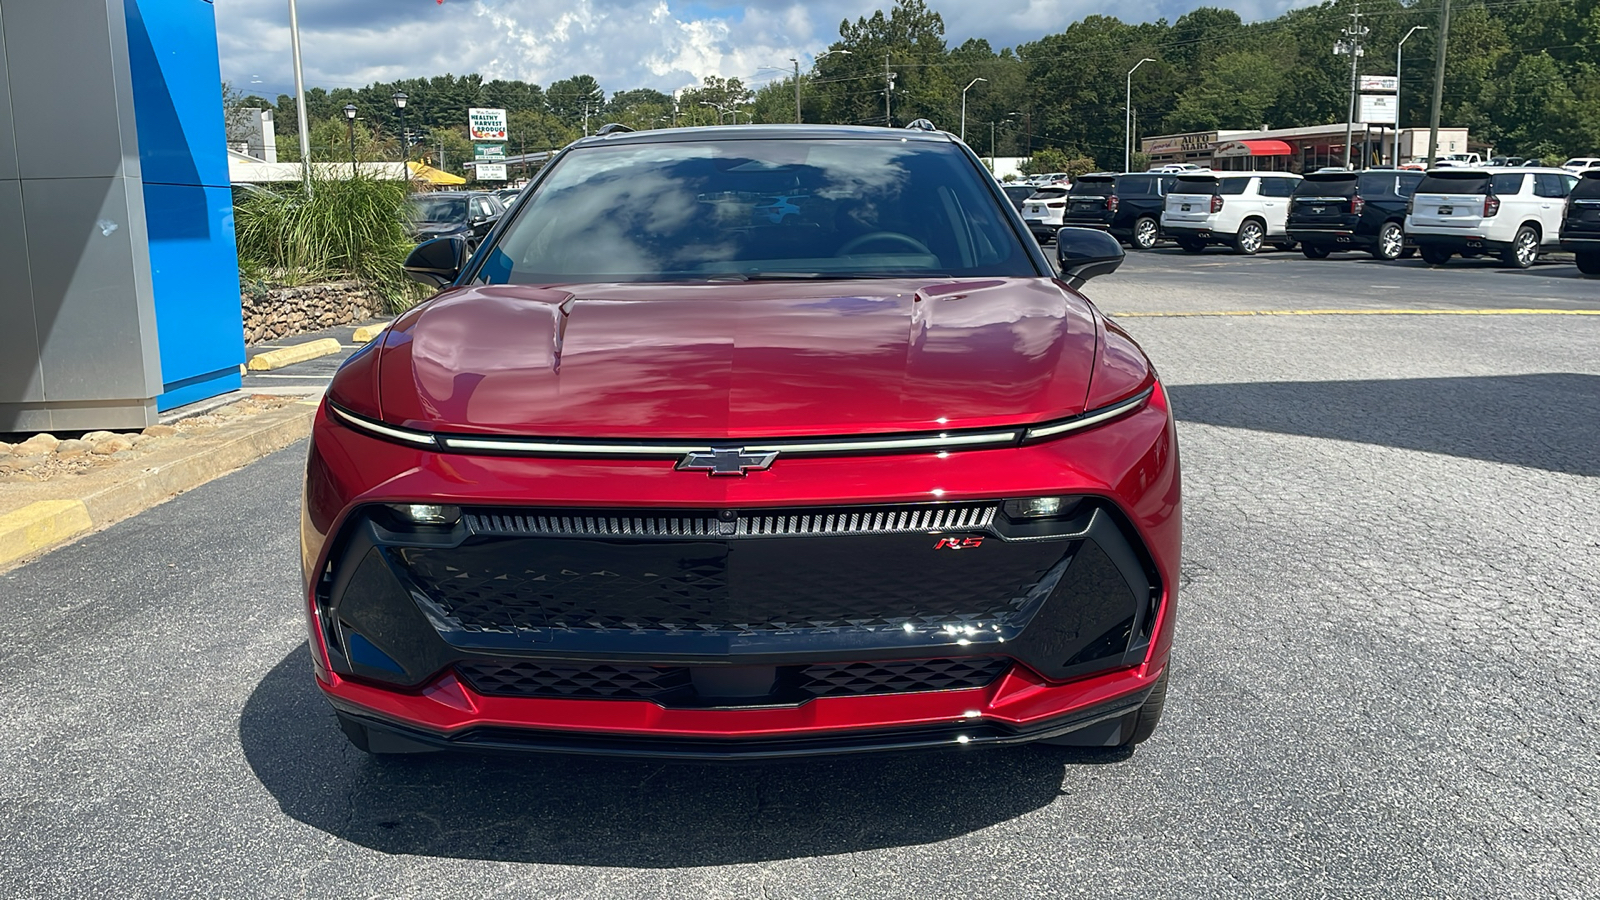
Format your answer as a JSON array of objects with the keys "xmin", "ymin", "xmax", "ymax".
[
  {"xmin": 458, "ymin": 660, "xmax": 688, "ymax": 700},
  {"xmin": 799, "ymin": 657, "xmax": 1011, "ymax": 697},
  {"xmin": 464, "ymin": 504, "xmax": 997, "ymax": 539},
  {"xmin": 457, "ymin": 657, "xmax": 1011, "ymax": 703}
]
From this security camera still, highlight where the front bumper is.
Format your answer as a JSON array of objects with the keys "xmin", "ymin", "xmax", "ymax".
[{"xmin": 301, "ymin": 389, "xmax": 1181, "ymax": 756}]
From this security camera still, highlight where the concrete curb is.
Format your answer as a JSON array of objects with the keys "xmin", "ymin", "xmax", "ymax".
[
  {"xmin": 248, "ymin": 338, "xmax": 343, "ymax": 371},
  {"xmin": 0, "ymin": 401, "xmax": 317, "ymax": 571},
  {"xmin": 350, "ymin": 321, "xmax": 392, "ymax": 344}
]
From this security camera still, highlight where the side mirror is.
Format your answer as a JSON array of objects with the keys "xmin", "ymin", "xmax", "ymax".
[
  {"xmin": 1055, "ymin": 227, "xmax": 1125, "ymax": 288},
  {"xmin": 403, "ymin": 237, "xmax": 468, "ymax": 287}
]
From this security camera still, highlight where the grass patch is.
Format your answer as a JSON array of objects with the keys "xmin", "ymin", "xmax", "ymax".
[{"xmin": 234, "ymin": 176, "xmax": 425, "ymax": 314}]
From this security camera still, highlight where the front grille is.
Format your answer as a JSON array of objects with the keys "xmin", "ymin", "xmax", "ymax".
[
  {"xmin": 398, "ymin": 534, "xmax": 1063, "ymax": 635},
  {"xmin": 799, "ymin": 657, "xmax": 1011, "ymax": 697},
  {"xmin": 456, "ymin": 656, "xmax": 1010, "ymax": 704},
  {"xmin": 464, "ymin": 503, "xmax": 997, "ymax": 539}
]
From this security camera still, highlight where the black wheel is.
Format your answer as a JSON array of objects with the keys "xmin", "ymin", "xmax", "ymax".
[
  {"xmin": 1371, "ymin": 221, "xmax": 1404, "ymax": 261},
  {"xmin": 1177, "ymin": 237, "xmax": 1206, "ymax": 253},
  {"xmin": 1039, "ymin": 670, "xmax": 1168, "ymax": 749},
  {"xmin": 1577, "ymin": 252, "xmax": 1600, "ymax": 276},
  {"xmin": 1131, "ymin": 217, "xmax": 1159, "ymax": 250},
  {"xmin": 1273, "ymin": 240, "xmax": 1297, "ymax": 251},
  {"xmin": 1502, "ymin": 225, "xmax": 1539, "ymax": 268},
  {"xmin": 1420, "ymin": 245, "xmax": 1452, "ymax": 266},
  {"xmin": 1301, "ymin": 244, "xmax": 1331, "ymax": 259},
  {"xmin": 1232, "ymin": 219, "xmax": 1265, "ymax": 255}
]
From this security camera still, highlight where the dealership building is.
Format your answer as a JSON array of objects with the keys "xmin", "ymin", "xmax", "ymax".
[{"xmin": 1142, "ymin": 123, "xmax": 1472, "ymax": 173}]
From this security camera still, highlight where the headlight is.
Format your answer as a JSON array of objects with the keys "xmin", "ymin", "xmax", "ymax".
[
  {"xmin": 1002, "ymin": 496, "xmax": 1082, "ymax": 520},
  {"xmin": 388, "ymin": 503, "xmax": 461, "ymax": 526}
]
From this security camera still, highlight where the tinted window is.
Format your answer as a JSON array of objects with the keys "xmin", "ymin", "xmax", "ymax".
[
  {"xmin": 1259, "ymin": 178, "xmax": 1297, "ymax": 197},
  {"xmin": 1217, "ymin": 177, "xmax": 1252, "ymax": 195},
  {"xmin": 1069, "ymin": 179, "xmax": 1116, "ymax": 196},
  {"xmin": 408, "ymin": 196, "xmax": 467, "ymax": 223},
  {"xmin": 1570, "ymin": 173, "xmax": 1600, "ymax": 198},
  {"xmin": 1395, "ymin": 173, "xmax": 1424, "ymax": 197},
  {"xmin": 1491, "ymin": 173, "xmax": 1526, "ymax": 195},
  {"xmin": 1533, "ymin": 173, "xmax": 1575, "ymax": 198},
  {"xmin": 1174, "ymin": 176, "xmax": 1219, "ymax": 194},
  {"xmin": 479, "ymin": 138, "xmax": 1035, "ymax": 284},
  {"xmin": 1116, "ymin": 175, "xmax": 1159, "ymax": 196},
  {"xmin": 1417, "ymin": 173, "xmax": 1491, "ymax": 195},
  {"xmin": 1032, "ymin": 187, "xmax": 1069, "ymax": 200},
  {"xmin": 1358, "ymin": 173, "xmax": 1402, "ymax": 197},
  {"xmin": 1295, "ymin": 175, "xmax": 1357, "ymax": 197}
]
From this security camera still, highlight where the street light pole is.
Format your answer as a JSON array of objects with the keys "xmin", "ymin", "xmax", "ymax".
[
  {"xmin": 287, "ymin": 0, "xmax": 313, "ymax": 193},
  {"xmin": 1125, "ymin": 58, "xmax": 1154, "ymax": 173},
  {"xmin": 1426, "ymin": 0, "xmax": 1451, "ymax": 168},
  {"xmin": 1395, "ymin": 25, "xmax": 1426, "ymax": 166},
  {"xmin": 960, "ymin": 77, "xmax": 986, "ymax": 143},
  {"xmin": 343, "ymin": 103, "xmax": 358, "ymax": 178},
  {"xmin": 1336, "ymin": 2, "xmax": 1369, "ymax": 169},
  {"xmin": 392, "ymin": 90, "xmax": 408, "ymax": 167},
  {"xmin": 791, "ymin": 58, "xmax": 802, "ymax": 124}
]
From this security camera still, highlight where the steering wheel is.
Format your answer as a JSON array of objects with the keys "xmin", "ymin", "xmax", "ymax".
[{"xmin": 836, "ymin": 231, "xmax": 933, "ymax": 256}]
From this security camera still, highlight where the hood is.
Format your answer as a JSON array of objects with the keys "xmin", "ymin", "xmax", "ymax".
[{"xmin": 375, "ymin": 278, "xmax": 1098, "ymax": 439}]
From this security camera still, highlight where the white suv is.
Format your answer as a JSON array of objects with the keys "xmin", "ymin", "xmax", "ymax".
[
  {"xmin": 1021, "ymin": 184, "xmax": 1070, "ymax": 242},
  {"xmin": 1161, "ymin": 172, "xmax": 1303, "ymax": 254},
  {"xmin": 1561, "ymin": 157, "xmax": 1600, "ymax": 173},
  {"xmin": 1405, "ymin": 167, "xmax": 1577, "ymax": 268}
]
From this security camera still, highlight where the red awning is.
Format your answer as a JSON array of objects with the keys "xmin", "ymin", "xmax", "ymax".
[{"xmin": 1238, "ymin": 139, "xmax": 1292, "ymax": 156}]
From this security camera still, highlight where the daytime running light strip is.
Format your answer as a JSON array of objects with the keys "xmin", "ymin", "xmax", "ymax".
[
  {"xmin": 328, "ymin": 404, "xmax": 438, "ymax": 447},
  {"xmin": 1023, "ymin": 387, "xmax": 1154, "ymax": 440}
]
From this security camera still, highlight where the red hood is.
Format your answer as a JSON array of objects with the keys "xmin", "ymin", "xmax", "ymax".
[{"xmin": 375, "ymin": 278, "xmax": 1099, "ymax": 439}]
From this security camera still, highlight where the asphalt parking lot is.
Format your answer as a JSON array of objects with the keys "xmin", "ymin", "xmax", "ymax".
[{"xmin": 2, "ymin": 249, "xmax": 1596, "ymax": 897}]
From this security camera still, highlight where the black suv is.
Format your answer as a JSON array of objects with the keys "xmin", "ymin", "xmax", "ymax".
[
  {"xmin": 1287, "ymin": 170, "xmax": 1424, "ymax": 260},
  {"xmin": 405, "ymin": 191, "xmax": 505, "ymax": 250},
  {"xmin": 1060, "ymin": 173, "xmax": 1175, "ymax": 249},
  {"xmin": 1560, "ymin": 170, "xmax": 1600, "ymax": 276}
]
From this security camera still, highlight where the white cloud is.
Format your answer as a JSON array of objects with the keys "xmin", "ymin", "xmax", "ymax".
[{"xmin": 215, "ymin": 0, "xmax": 1324, "ymax": 99}]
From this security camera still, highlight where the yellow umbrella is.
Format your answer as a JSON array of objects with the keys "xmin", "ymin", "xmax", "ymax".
[{"xmin": 407, "ymin": 161, "xmax": 467, "ymax": 185}]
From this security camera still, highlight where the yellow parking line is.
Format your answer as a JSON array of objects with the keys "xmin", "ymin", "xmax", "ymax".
[{"xmin": 1110, "ymin": 308, "xmax": 1600, "ymax": 318}]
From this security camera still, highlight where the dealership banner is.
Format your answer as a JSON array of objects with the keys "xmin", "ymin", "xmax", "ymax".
[{"xmin": 468, "ymin": 108, "xmax": 508, "ymax": 141}]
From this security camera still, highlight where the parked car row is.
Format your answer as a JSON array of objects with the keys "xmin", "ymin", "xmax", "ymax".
[{"xmin": 1017, "ymin": 164, "xmax": 1600, "ymax": 274}]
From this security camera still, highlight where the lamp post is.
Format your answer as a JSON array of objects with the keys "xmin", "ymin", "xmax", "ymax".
[
  {"xmin": 960, "ymin": 77, "xmax": 986, "ymax": 143},
  {"xmin": 392, "ymin": 90, "xmax": 408, "ymax": 166},
  {"xmin": 343, "ymin": 103, "xmax": 358, "ymax": 178},
  {"xmin": 990, "ymin": 113, "xmax": 1018, "ymax": 172},
  {"xmin": 1395, "ymin": 25, "xmax": 1427, "ymax": 166},
  {"xmin": 287, "ymin": 0, "xmax": 313, "ymax": 193},
  {"xmin": 1125, "ymin": 58, "xmax": 1155, "ymax": 173}
]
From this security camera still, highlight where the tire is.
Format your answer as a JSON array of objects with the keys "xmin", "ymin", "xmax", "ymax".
[
  {"xmin": 1039, "ymin": 670, "xmax": 1169, "ymax": 749},
  {"xmin": 1177, "ymin": 237, "xmax": 1206, "ymax": 253},
  {"xmin": 1131, "ymin": 217, "xmax": 1159, "ymax": 250},
  {"xmin": 1502, "ymin": 225, "xmax": 1539, "ymax": 269},
  {"xmin": 1371, "ymin": 221, "xmax": 1404, "ymax": 261},
  {"xmin": 1301, "ymin": 244, "xmax": 1331, "ymax": 259},
  {"xmin": 1577, "ymin": 252, "xmax": 1600, "ymax": 276},
  {"xmin": 1232, "ymin": 219, "xmax": 1265, "ymax": 255},
  {"xmin": 1420, "ymin": 244, "xmax": 1452, "ymax": 266}
]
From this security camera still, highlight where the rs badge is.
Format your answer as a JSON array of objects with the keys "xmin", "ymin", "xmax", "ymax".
[{"xmin": 933, "ymin": 536, "xmax": 985, "ymax": 550}]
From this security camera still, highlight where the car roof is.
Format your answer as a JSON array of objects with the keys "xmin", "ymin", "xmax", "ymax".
[
  {"xmin": 1424, "ymin": 166, "xmax": 1569, "ymax": 175},
  {"xmin": 570, "ymin": 123, "xmax": 957, "ymax": 147}
]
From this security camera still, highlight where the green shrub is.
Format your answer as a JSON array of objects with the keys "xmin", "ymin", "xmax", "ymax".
[{"xmin": 234, "ymin": 176, "xmax": 424, "ymax": 314}]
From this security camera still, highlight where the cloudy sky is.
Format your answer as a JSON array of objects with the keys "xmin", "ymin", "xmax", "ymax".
[{"xmin": 216, "ymin": 0, "xmax": 1315, "ymax": 99}]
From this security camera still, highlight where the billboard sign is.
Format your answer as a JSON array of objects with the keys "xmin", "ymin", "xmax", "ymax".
[
  {"xmin": 1358, "ymin": 75, "xmax": 1399, "ymax": 92},
  {"xmin": 475, "ymin": 163, "xmax": 508, "ymax": 181},
  {"xmin": 1142, "ymin": 131, "xmax": 1217, "ymax": 155},
  {"xmin": 468, "ymin": 108, "xmax": 508, "ymax": 141},
  {"xmin": 474, "ymin": 143, "xmax": 506, "ymax": 162},
  {"xmin": 1359, "ymin": 93, "xmax": 1397, "ymax": 124}
]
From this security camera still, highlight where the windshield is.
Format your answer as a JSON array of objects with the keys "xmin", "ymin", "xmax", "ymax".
[
  {"xmin": 1572, "ymin": 174, "xmax": 1600, "ymax": 198},
  {"xmin": 1069, "ymin": 179, "xmax": 1115, "ymax": 196},
  {"xmin": 477, "ymin": 138, "xmax": 1035, "ymax": 283},
  {"xmin": 408, "ymin": 196, "xmax": 468, "ymax": 224},
  {"xmin": 1174, "ymin": 176, "xmax": 1218, "ymax": 194}
]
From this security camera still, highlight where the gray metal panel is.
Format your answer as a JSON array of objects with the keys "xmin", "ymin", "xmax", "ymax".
[
  {"xmin": 4, "ymin": 0, "xmax": 138, "ymax": 181},
  {"xmin": 0, "ymin": 180, "xmax": 42, "ymax": 402},
  {"xmin": 22, "ymin": 175, "xmax": 162, "ymax": 405},
  {"xmin": 0, "ymin": 5, "xmax": 18, "ymax": 182}
]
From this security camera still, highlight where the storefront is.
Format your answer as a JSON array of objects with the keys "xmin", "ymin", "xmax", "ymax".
[
  {"xmin": 1143, "ymin": 124, "xmax": 1472, "ymax": 173},
  {"xmin": 1212, "ymin": 139, "xmax": 1292, "ymax": 171}
]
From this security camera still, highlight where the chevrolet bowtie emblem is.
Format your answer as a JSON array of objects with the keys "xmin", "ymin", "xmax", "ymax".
[{"xmin": 676, "ymin": 447, "xmax": 779, "ymax": 476}]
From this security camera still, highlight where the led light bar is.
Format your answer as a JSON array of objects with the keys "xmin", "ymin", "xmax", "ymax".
[{"xmin": 1023, "ymin": 386, "xmax": 1155, "ymax": 441}]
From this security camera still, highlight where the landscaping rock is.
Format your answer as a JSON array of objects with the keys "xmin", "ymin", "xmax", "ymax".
[
  {"xmin": 55, "ymin": 439, "xmax": 90, "ymax": 459},
  {"xmin": 242, "ymin": 281, "xmax": 383, "ymax": 344},
  {"xmin": 91, "ymin": 436, "xmax": 134, "ymax": 455},
  {"xmin": 14, "ymin": 434, "xmax": 59, "ymax": 456},
  {"xmin": 141, "ymin": 424, "xmax": 178, "ymax": 438}
]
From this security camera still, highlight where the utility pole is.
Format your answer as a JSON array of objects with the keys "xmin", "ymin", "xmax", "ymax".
[
  {"xmin": 1125, "ymin": 58, "xmax": 1155, "ymax": 173},
  {"xmin": 1335, "ymin": 1, "xmax": 1369, "ymax": 169},
  {"xmin": 792, "ymin": 58, "xmax": 802, "ymax": 124},
  {"xmin": 883, "ymin": 53, "xmax": 896, "ymax": 127},
  {"xmin": 287, "ymin": 0, "xmax": 313, "ymax": 193},
  {"xmin": 1426, "ymin": 0, "xmax": 1451, "ymax": 168}
]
